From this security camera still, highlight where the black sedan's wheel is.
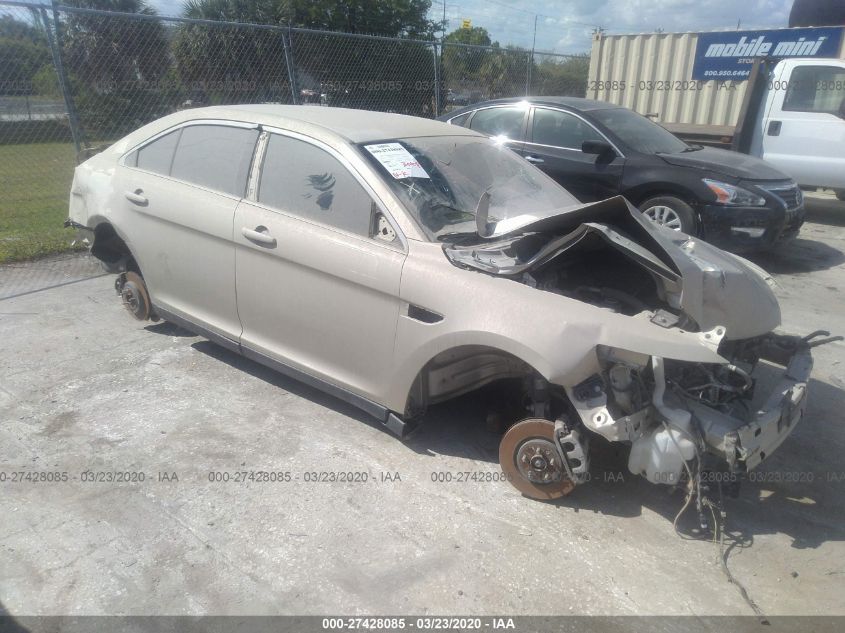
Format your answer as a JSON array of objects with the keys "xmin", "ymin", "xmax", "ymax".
[{"xmin": 639, "ymin": 195, "xmax": 697, "ymax": 234}]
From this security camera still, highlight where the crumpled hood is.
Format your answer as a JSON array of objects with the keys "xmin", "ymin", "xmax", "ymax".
[
  {"xmin": 444, "ymin": 196, "xmax": 781, "ymax": 340},
  {"xmin": 657, "ymin": 146, "xmax": 788, "ymax": 182}
]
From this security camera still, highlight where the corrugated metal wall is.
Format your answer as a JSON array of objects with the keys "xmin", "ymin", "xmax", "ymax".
[{"xmin": 587, "ymin": 30, "xmax": 845, "ymax": 128}]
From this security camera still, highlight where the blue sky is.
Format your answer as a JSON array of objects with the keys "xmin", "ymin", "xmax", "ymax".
[{"xmin": 143, "ymin": 0, "xmax": 795, "ymax": 54}]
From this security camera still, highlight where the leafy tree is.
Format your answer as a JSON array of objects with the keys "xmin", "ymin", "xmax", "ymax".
[
  {"xmin": 0, "ymin": 15, "xmax": 50, "ymax": 96},
  {"xmin": 31, "ymin": 63, "xmax": 61, "ymax": 98},
  {"xmin": 478, "ymin": 44, "xmax": 530, "ymax": 99},
  {"xmin": 441, "ymin": 27, "xmax": 531, "ymax": 101},
  {"xmin": 531, "ymin": 55, "xmax": 589, "ymax": 97},
  {"xmin": 174, "ymin": 0, "xmax": 437, "ymax": 114},
  {"xmin": 441, "ymin": 26, "xmax": 492, "ymax": 89},
  {"xmin": 443, "ymin": 25, "xmax": 491, "ymax": 46},
  {"xmin": 0, "ymin": 13, "xmax": 45, "ymax": 42},
  {"xmin": 0, "ymin": 37, "xmax": 50, "ymax": 95}
]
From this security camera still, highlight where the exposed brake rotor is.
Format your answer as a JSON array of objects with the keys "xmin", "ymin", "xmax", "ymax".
[
  {"xmin": 499, "ymin": 418, "xmax": 575, "ymax": 500},
  {"xmin": 119, "ymin": 271, "xmax": 151, "ymax": 321}
]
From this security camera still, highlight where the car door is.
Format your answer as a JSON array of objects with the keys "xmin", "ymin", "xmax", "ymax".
[
  {"xmin": 464, "ymin": 105, "xmax": 528, "ymax": 153},
  {"xmin": 118, "ymin": 121, "xmax": 259, "ymax": 341},
  {"xmin": 521, "ymin": 107, "xmax": 624, "ymax": 202},
  {"xmin": 234, "ymin": 130, "xmax": 406, "ymax": 403},
  {"xmin": 761, "ymin": 62, "xmax": 845, "ymax": 188}
]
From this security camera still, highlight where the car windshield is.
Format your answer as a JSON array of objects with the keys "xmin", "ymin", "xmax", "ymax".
[
  {"xmin": 591, "ymin": 108, "xmax": 689, "ymax": 155},
  {"xmin": 359, "ymin": 136, "xmax": 579, "ymax": 241}
]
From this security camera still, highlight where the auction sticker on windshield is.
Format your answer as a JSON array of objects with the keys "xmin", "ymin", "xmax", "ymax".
[{"xmin": 364, "ymin": 143, "xmax": 430, "ymax": 179}]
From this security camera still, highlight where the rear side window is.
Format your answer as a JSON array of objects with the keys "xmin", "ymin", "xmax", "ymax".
[
  {"xmin": 469, "ymin": 107, "xmax": 525, "ymax": 139},
  {"xmin": 133, "ymin": 129, "xmax": 181, "ymax": 174},
  {"xmin": 258, "ymin": 134, "xmax": 373, "ymax": 237},
  {"xmin": 783, "ymin": 65, "xmax": 845, "ymax": 115},
  {"xmin": 170, "ymin": 125, "xmax": 259, "ymax": 197}
]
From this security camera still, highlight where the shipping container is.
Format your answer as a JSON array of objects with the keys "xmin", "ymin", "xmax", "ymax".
[{"xmin": 587, "ymin": 28, "xmax": 845, "ymax": 133}]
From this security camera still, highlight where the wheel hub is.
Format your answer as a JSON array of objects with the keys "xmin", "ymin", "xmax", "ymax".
[
  {"xmin": 118, "ymin": 271, "xmax": 151, "ymax": 321},
  {"xmin": 121, "ymin": 285, "xmax": 140, "ymax": 313},
  {"xmin": 499, "ymin": 418, "xmax": 575, "ymax": 500},
  {"xmin": 643, "ymin": 205, "xmax": 683, "ymax": 230},
  {"xmin": 517, "ymin": 439, "xmax": 563, "ymax": 484}
]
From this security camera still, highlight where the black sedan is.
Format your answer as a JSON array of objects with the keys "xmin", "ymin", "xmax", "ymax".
[{"xmin": 438, "ymin": 97, "xmax": 805, "ymax": 252}]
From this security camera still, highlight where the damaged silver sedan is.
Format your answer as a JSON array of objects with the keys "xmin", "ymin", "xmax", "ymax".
[{"xmin": 66, "ymin": 105, "xmax": 836, "ymax": 503}]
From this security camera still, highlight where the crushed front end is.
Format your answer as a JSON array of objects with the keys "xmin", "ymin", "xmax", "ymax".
[
  {"xmin": 445, "ymin": 196, "xmax": 838, "ymax": 497},
  {"xmin": 568, "ymin": 332, "xmax": 829, "ymax": 488}
]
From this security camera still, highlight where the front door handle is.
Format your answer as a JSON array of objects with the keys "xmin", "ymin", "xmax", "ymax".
[
  {"xmin": 241, "ymin": 225, "xmax": 277, "ymax": 247},
  {"xmin": 124, "ymin": 189, "xmax": 148, "ymax": 206},
  {"xmin": 767, "ymin": 120, "xmax": 782, "ymax": 136},
  {"xmin": 524, "ymin": 155, "xmax": 544, "ymax": 164}
]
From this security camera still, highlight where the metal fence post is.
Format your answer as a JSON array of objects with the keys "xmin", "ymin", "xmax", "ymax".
[
  {"xmin": 525, "ymin": 50, "xmax": 532, "ymax": 96},
  {"xmin": 283, "ymin": 26, "xmax": 299, "ymax": 105},
  {"xmin": 42, "ymin": 3, "xmax": 84, "ymax": 153},
  {"xmin": 432, "ymin": 41, "xmax": 440, "ymax": 117}
]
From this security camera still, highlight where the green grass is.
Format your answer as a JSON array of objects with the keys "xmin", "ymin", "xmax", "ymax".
[{"xmin": 0, "ymin": 142, "xmax": 83, "ymax": 264}]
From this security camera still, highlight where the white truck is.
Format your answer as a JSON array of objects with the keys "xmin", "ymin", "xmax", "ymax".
[{"xmin": 664, "ymin": 57, "xmax": 845, "ymax": 199}]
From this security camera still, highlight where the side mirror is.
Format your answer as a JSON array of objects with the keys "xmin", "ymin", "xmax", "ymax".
[{"xmin": 582, "ymin": 140, "xmax": 614, "ymax": 156}]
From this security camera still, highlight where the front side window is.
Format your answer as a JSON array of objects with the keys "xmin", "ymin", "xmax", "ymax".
[
  {"xmin": 531, "ymin": 108, "xmax": 604, "ymax": 149},
  {"xmin": 258, "ymin": 134, "xmax": 374, "ymax": 237},
  {"xmin": 469, "ymin": 106, "xmax": 526, "ymax": 139},
  {"xmin": 783, "ymin": 65, "xmax": 845, "ymax": 115},
  {"xmin": 360, "ymin": 135, "xmax": 579, "ymax": 241},
  {"xmin": 170, "ymin": 125, "xmax": 259, "ymax": 197},
  {"xmin": 590, "ymin": 107, "xmax": 688, "ymax": 154}
]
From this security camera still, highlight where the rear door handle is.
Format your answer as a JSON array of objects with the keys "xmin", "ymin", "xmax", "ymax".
[
  {"xmin": 241, "ymin": 226, "xmax": 277, "ymax": 247},
  {"xmin": 524, "ymin": 155, "xmax": 544, "ymax": 164},
  {"xmin": 124, "ymin": 190, "xmax": 148, "ymax": 206},
  {"xmin": 767, "ymin": 120, "xmax": 782, "ymax": 136}
]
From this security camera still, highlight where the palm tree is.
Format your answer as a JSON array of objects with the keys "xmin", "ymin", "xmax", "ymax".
[{"xmin": 60, "ymin": 0, "xmax": 174, "ymax": 137}]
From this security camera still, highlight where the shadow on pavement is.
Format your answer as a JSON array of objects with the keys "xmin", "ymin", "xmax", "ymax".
[
  {"xmin": 0, "ymin": 600, "xmax": 30, "ymax": 632},
  {"xmin": 144, "ymin": 320, "xmax": 197, "ymax": 338},
  {"xmin": 406, "ymin": 378, "xmax": 845, "ymax": 550},
  {"xmin": 188, "ymin": 340, "xmax": 377, "ymax": 429},
  {"xmin": 804, "ymin": 195, "xmax": 845, "ymax": 228},
  {"xmin": 749, "ymin": 237, "xmax": 844, "ymax": 274},
  {"xmin": 155, "ymin": 327, "xmax": 845, "ymax": 551}
]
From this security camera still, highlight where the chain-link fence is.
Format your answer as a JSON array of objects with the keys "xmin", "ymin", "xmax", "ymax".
[{"xmin": 0, "ymin": 0, "xmax": 587, "ymax": 263}]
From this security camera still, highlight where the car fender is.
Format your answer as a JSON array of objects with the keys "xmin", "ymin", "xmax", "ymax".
[{"xmin": 388, "ymin": 240, "xmax": 726, "ymax": 413}]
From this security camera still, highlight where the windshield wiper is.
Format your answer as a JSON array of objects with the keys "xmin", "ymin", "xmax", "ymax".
[
  {"xmin": 682, "ymin": 144, "xmax": 704, "ymax": 152},
  {"xmin": 437, "ymin": 230, "xmax": 481, "ymax": 241}
]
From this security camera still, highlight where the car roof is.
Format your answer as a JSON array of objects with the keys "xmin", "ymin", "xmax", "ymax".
[
  {"xmin": 174, "ymin": 104, "xmax": 481, "ymax": 144},
  {"xmin": 446, "ymin": 96, "xmax": 621, "ymax": 114}
]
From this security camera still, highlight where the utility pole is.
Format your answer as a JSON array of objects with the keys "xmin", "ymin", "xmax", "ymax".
[
  {"xmin": 436, "ymin": 0, "xmax": 447, "ymax": 117},
  {"xmin": 526, "ymin": 13, "xmax": 537, "ymax": 95}
]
